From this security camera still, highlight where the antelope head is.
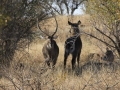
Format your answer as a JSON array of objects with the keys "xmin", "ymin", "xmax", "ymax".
[
  {"xmin": 68, "ymin": 20, "xmax": 81, "ymax": 35},
  {"xmin": 37, "ymin": 17, "xmax": 58, "ymax": 49}
]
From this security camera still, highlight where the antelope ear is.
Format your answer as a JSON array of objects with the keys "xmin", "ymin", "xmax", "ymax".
[
  {"xmin": 106, "ymin": 47, "xmax": 109, "ymax": 51},
  {"xmin": 53, "ymin": 35, "xmax": 58, "ymax": 39},
  {"xmin": 68, "ymin": 21, "xmax": 72, "ymax": 25},
  {"xmin": 78, "ymin": 20, "xmax": 81, "ymax": 25}
]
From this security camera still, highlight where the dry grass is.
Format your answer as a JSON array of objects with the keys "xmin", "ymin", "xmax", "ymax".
[
  {"xmin": 0, "ymin": 36, "xmax": 120, "ymax": 90},
  {"xmin": 0, "ymin": 15, "xmax": 120, "ymax": 90}
]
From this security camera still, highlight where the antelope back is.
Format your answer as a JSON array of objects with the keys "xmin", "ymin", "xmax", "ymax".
[
  {"xmin": 87, "ymin": 52, "xmax": 104, "ymax": 63},
  {"xmin": 43, "ymin": 39, "xmax": 57, "ymax": 50},
  {"xmin": 42, "ymin": 38, "xmax": 59, "ymax": 62}
]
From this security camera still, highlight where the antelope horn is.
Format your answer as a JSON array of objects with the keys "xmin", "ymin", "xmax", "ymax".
[
  {"xmin": 51, "ymin": 16, "xmax": 58, "ymax": 37},
  {"xmin": 37, "ymin": 18, "xmax": 50, "ymax": 37}
]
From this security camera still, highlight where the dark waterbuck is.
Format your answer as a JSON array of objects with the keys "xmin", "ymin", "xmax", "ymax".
[
  {"xmin": 64, "ymin": 20, "xmax": 82, "ymax": 70},
  {"xmin": 37, "ymin": 18, "xmax": 59, "ymax": 68},
  {"xmin": 102, "ymin": 48, "xmax": 114, "ymax": 62}
]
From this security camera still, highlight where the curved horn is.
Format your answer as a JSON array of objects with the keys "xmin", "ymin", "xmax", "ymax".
[
  {"xmin": 37, "ymin": 18, "xmax": 50, "ymax": 37},
  {"xmin": 51, "ymin": 16, "xmax": 58, "ymax": 37}
]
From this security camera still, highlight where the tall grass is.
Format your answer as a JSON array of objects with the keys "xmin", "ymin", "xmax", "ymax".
[{"xmin": 0, "ymin": 36, "xmax": 120, "ymax": 90}]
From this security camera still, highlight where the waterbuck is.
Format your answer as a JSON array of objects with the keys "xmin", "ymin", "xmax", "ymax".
[
  {"xmin": 37, "ymin": 18, "xmax": 59, "ymax": 68},
  {"xmin": 64, "ymin": 20, "xmax": 82, "ymax": 70},
  {"xmin": 102, "ymin": 48, "xmax": 114, "ymax": 62},
  {"xmin": 87, "ymin": 48, "xmax": 114, "ymax": 63}
]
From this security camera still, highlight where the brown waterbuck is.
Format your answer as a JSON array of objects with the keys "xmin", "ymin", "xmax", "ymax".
[
  {"xmin": 64, "ymin": 20, "xmax": 82, "ymax": 70},
  {"xmin": 37, "ymin": 18, "xmax": 59, "ymax": 68}
]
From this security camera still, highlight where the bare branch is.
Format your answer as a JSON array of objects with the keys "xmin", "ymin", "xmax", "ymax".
[
  {"xmin": 83, "ymin": 32, "xmax": 115, "ymax": 48},
  {"xmin": 94, "ymin": 27, "xmax": 117, "ymax": 47}
]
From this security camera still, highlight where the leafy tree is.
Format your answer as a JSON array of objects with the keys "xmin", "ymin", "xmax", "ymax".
[
  {"xmin": 85, "ymin": 0, "xmax": 120, "ymax": 56},
  {"xmin": 0, "ymin": 0, "xmax": 53, "ymax": 66}
]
